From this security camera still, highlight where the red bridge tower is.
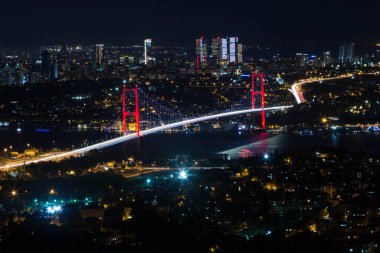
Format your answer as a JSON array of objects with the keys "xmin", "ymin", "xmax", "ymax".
[
  {"xmin": 251, "ymin": 73, "xmax": 266, "ymax": 129},
  {"xmin": 122, "ymin": 84, "xmax": 140, "ymax": 136}
]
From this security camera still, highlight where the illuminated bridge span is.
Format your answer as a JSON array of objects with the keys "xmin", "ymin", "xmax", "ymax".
[
  {"xmin": 0, "ymin": 72, "xmax": 293, "ymax": 170},
  {"xmin": 0, "ymin": 106, "xmax": 291, "ymax": 170}
]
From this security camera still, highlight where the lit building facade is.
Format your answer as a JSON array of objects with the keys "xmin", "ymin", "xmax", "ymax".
[
  {"xmin": 195, "ymin": 37, "xmax": 208, "ymax": 68},
  {"xmin": 95, "ymin": 44, "xmax": 104, "ymax": 65},
  {"xmin": 144, "ymin": 39, "xmax": 152, "ymax": 65}
]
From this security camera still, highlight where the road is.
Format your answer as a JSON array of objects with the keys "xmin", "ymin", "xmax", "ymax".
[
  {"xmin": 122, "ymin": 166, "xmax": 229, "ymax": 179},
  {"xmin": 289, "ymin": 74, "xmax": 354, "ymax": 104}
]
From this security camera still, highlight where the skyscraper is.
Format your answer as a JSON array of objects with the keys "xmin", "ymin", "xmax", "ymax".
[
  {"xmin": 220, "ymin": 38, "xmax": 228, "ymax": 61},
  {"xmin": 338, "ymin": 44, "xmax": 345, "ymax": 63},
  {"xmin": 195, "ymin": 37, "xmax": 208, "ymax": 68},
  {"xmin": 229, "ymin": 37, "xmax": 238, "ymax": 63},
  {"xmin": 211, "ymin": 38, "xmax": 221, "ymax": 63},
  {"xmin": 323, "ymin": 51, "xmax": 332, "ymax": 67},
  {"xmin": 338, "ymin": 43, "xmax": 355, "ymax": 64},
  {"xmin": 58, "ymin": 44, "xmax": 69, "ymax": 68},
  {"xmin": 144, "ymin": 39, "xmax": 152, "ymax": 65},
  {"xmin": 296, "ymin": 53, "xmax": 307, "ymax": 67},
  {"xmin": 41, "ymin": 50, "xmax": 51, "ymax": 80},
  {"xmin": 346, "ymin": 43, "xmax": 354, "ymax": 63},
  {"xmin": 41, "ymin": 50, "xmax": 51, "ymax": 75},
  {"xmin": 95, "ymin": 44, "xmax": 104, "ymax": 65},
  {"xmin": 237, "ymin": 43, "xmax": 243, "ymax": 64},
  {"xmin": 196, "ymin": 36, "xmax": 242, "ymax": 67}
]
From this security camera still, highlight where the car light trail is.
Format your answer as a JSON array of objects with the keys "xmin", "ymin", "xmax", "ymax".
[{"xmin": 290, "ymin": 74, "xmax": 354, "ymax": 104}]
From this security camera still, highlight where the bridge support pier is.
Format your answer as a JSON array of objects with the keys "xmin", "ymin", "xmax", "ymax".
[
  {"xmin": 251, "ymin": 73, "xmax": 266, "ymax": 129},
  {"xmin": 122, "ymin": 85, "xmax": 140, "ymax": 136}
]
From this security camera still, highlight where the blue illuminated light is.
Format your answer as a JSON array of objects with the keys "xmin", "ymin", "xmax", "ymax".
[
  {"xmin": 368, "ymin": 126, "xmax": 380, "ymax": 132},
  {"xmin": 179, "ymin": 170, "xmax": 188, "ymax": 179},
  {"xmin": 46, "ymin": 205, "xmax": 62, "ymax": 214}
]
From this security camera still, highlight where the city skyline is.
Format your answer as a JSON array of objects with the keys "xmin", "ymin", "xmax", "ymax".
[{"xmin": 1, "ymin": 1, "xmax": 380, "ymax": 252}]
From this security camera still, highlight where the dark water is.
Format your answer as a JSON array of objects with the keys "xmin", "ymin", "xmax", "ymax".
[
  {"xmin": 0, "ymin": 127, "xmax": 126, "ymax": 151},
  {"xmin": 1, "ymin": 127, "xmax": 379, "ymax": 161},
  {"xmin": 221, "ymin": 132, "xmax": 380, "ymax": 159}
]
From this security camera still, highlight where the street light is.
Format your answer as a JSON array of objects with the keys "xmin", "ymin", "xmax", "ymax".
[
  {"xmin": 10, "ymin": 189, "xmax": 17, "ymax": 198},
  {"xmin": 179, "ymin": 170, "xmax": 188, "ymax": 180}
]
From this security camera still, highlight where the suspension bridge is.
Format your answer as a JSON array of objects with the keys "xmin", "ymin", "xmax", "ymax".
[{"xmin": 0, "ymin": 73, "xmax": 292, "ymax": 170}]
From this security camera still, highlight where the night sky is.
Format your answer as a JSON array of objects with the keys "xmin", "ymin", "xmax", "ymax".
[{"xmin": 1, "ymin": 0, "xmax": 379, "ymax": 48}]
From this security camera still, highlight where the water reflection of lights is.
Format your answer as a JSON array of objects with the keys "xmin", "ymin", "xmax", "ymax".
[{"xmin": 239, "ymin": 149, "xmax": 253, "ymax": 158}]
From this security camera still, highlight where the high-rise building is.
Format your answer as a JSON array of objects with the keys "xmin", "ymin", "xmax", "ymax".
[
  {"xmin": 220, "ymin": 38, "xmax": 228, "ymax": 61},
  {"xmin": 195, "ymin": 37, "xmax": 208, "ymax": 68},
  {"xmin": 323, "ymin": 51, "xmax": 332, "ymax": 67},
  {"xmin": 58, "ymin": 44, "xmax": 69, "ymax": 68},
  {"xmin": 346, "ymin": 43, "xmax": 354, "ymax": 63},
  {"xmin": 229, "ymin": 37, "xmax": 238, "ymax": 63},
  {"xmin": 237, "ymin": 44, "xmax": 243, "ymax": 64},
  {"xmin": 196, "ymin": 36, "xmax": 242, "ymax": 67},
  {"xmin": 41, "ymin": 50, "xmax": 51, "ymax": 79},
  {"xmin": 338, "ymin": 44, "xmax": 345, "ymax": 63},
  {"xmin": 296, "ymin": 53, "xmax": 307, "ymax": 67},
  {"xmin": 95, "ymin": 44, "xmax": 104, "ymax": 65},
  {"xmin": 211, "ymin": 38, "xmax": 221, "ymax": 62},
  {"xmin": 144, "ymin": 39, "xmax": 152, "ymax": 65},
  {"xmin": 338, "ymin": 43, "xmax": 355, "ymax": 64},
  {"xmin": 53, "ymin": 63, "xmax": 59, "ymax": 80},
  {"xmin": 375, "ymin": 43, "xmax": 380, "ymax": 66},
  {"xmin": 41, "ymin": 50, "xmax": 51, "ymax": 75}
]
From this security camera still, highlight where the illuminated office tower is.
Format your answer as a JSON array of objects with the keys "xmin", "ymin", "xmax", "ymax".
[
  {"xmin": 237, "ymin": 43, "xmax": 243, "ymax": 64},
  {"xmin": 211, "ymin": 37, "xmax": 221, "ymax": 62},
  {"xmin": 144, "ymin": 39, "xmax": 152, "ymax": 65},
  {"xmin": 338, "ymin": 43, "xmax": 354, "ymax": 64},
  {"xmin": 95, "ymin": 44, "xmax": 104, "ymax": 65},
  {"xmin": 346, "ymin": 43, "xmax": 354, "ymax": 63},
  {"xmin": 41, "ymin": 50, "xmax": 51, "ymax": 76},
  {"xmin": 296, "ymin": 53, "xmax": 307, "ymax": 67},
  {"xmin": 323, "ymin": 51, "xmax": 332, "ymax": 67},
  {"xmin": 229, "ymin": 37, "xmax": 238, "ymax": 63},
  {"xmin": 338, "ymin": 44, "xmax": 345, "ymax": 63},
  {"xmin": 195, "ymin": 37, "xmax": 208, "ymax": 68},
  {"xmin": 220, "ymin": 38, "xmax": 228, "ymax": 61}
]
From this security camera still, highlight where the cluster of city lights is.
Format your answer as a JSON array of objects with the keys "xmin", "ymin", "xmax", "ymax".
[
  {"xmin": 46, "ymin": 205, "xmax": 62, "ymax": 214},
  {"xmin": 145, "ymin": 170, "xmax": 189, "ymax": 184}
]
